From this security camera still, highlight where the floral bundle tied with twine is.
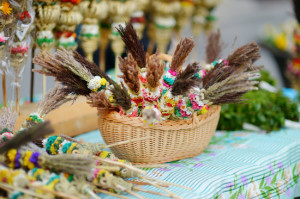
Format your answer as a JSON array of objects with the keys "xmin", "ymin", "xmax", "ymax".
[{"xmin": 33, "ymin": 23, "xmax": 261, "ymax": 126}]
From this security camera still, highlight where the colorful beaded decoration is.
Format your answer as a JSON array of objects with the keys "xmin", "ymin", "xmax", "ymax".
[
  {"xmin": 6, "ymin": 149, "xmax": 41, "ymax": 170},
  {"xmin": 0, "ymin": 128, "xmax": 14, "ymax": 146},
  {"xmin": 162, "ymin": 69, "xmax": 177, "ymax": 95},
  {"xmin": 26, "ymin": 113, "xmax": 44, "ymax": 125},
  {"xmin": 42, "ymin": 136, "xmax": 79, "ymax": 155},
  {"xmin": 44, "ymin": 136, "xmax": 64, "ymax": 155}
]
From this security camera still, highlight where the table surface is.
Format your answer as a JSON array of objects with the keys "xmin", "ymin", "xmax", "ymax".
[{"xmin": 76, "ymin": 128, "xmax": 300, "ymax": 199}]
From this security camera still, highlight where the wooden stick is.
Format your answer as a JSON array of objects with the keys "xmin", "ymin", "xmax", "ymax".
[
  {"xmin": 95, "ymin": 189, "xmax": 129, "ymax": 199},
  {"xmin": 2, "ymin": 72, "xmax": 7, "ymax": 107},
  {"xmin": 30, "ymin": 184, "xmax": 81, "ymax": 199},
  {"xmin": 125, "ymin": 180, "xmax": 169, "ymax": 188},
  {"xmin": 104, "ymin": 136, "xmax": 152, "ymax": 149},
  {"xmin": 42, "ymin": 74, "xmax": 46, "ymax": 97},
  {"xmin": 96, "ymin": 166, "xmax": 121, "ymax": 172},
  {"xmin": 30, "ymin": 45, "xmax": 35, "ymax": 103},
  {"xmin": 16, "ymin": 85, "xmax": 20, "ymax": 115},
  {"xmin": 141, "ymin": 176, "xmax": 192, "ymax": 191},
  {"xmin": 147, "ymin": 40, "xmax": 155, "ymax": 55},
  {"xmin": 95, "ymin": 157, "xmax": 146, "ymax": 176},
  {"xmin": 99, "ymin": 27, "xmax": 110, "ymax": 72},
  {"xmin": 157, "ymin": 53, "xmax": 172, "ymax": 63},
  {"xmin": 115, "ymin": 184, "xmax": 146, "ymax": 199},
  {"xmin": 86, "ymin": 53, "xmax": 93, "ymax": 62},
  {"xmin": 134, "ymin": 164, "xmax": 168, "ymax": 168},
  {"xmin": 0, "ymin": 182, "xmax": 47, "ymax": 199},
  {"xmin": 85, "ymin": 187, "xmax": 102, "ymax": 199},
  {"xmin": 133, "ymin": 186, "xmax": 173, "ymax": 198},
  {"xmin": 100, "ymin": 47, "xmax": 106, "ymax": 72},
  {"xmin": 122, "ymin": 187, "xmax": 145, "ymax": 199},
  {"xmin": 59, "ymin": 134, "xmax": 81, "ymax": 143},
  {"xmin": 138, "ymin": 177, "xmax": 183, "ymax": 199},
  {"xmin": 115, "ymin": 53, "xmax": 121, "ymax": 81}
]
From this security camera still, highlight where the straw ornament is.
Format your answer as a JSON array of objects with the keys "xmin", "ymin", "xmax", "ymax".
[
  {"xmin": 9, "ymin": 0, "xmax": 35, "ymax": 114},
  {"xmin": 34, "ymin": 0, "xmax": 60, "ymax": 51},
  {"xmin": 109, "ymin": 0, "xmax": 136, "ymax": 78},
  {"xmin": 175, "ymin": 0, "xmax": 195, "ymax": 36},
  {"xmin": 0, "ymin": 1, "xmax": 14, "ymax": 108},
  {"xmin": 79, "ymin": 0, "xmax": 108, "ymax": 62},
  {"xmin": 151, "ymin": 0, "xmax": 181, "ymax": 53},
  {"xmin": 56, "ymin": 0, "xmax": 82, "ymax": 50}
]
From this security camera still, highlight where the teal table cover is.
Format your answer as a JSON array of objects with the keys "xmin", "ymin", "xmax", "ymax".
[{"xmin": 76, "ymin": 129, "xmax": 300, "ymax": 199}]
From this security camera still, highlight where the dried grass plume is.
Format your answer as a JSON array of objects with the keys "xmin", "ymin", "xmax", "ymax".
[
  {"xmin": 119, "ymin": 54, "xmax": 140, "ymax": 93},
  {"xmin": 170, "ymin": 38, "xmax": 195, "ymax": 72},
  {"xmin": 146, "ymin": 53, "xmax": 165, "ymax": 89}
]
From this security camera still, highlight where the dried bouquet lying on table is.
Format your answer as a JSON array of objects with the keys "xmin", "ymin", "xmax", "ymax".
[
  {"xmin": 0, "ymin": 88, "xmax": 188, "ymax": 199},
  {"xmin": 33, "ymin": 23, "xmax": 261, "ymax": 127}
]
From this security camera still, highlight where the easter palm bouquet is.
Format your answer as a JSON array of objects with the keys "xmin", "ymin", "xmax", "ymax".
[{"xmin": 33, "ymin": 24, "xmax": 261, "ymax": 164}]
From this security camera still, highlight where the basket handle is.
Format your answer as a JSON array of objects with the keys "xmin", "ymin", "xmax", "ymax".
[{"xmin": 149, "ymin": 53, "xmax": 173, "ymax": 63}]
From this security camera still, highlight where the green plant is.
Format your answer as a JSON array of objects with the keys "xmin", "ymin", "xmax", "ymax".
[{"xmin": 217, "ymin": 71, "xmax": 299, "ymax": 132}]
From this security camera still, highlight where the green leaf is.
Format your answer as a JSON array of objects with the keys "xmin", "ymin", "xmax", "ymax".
[
  {"xmin": 275, "ymin": 188, "xmax": 280, "ymax": 198},
  {"xmin": 265, "ymin": 186, "xmax": 273, "ymax": 193},
  {"xmin": 229, "ymin": 191, "xmax": 239, "ymax": 199},
  {"xmin": 293, "ymin": 164, "xmax": 297, "ymax": 175},
  {"xmin": 261, "ymin": 191, "xmax": 269, "ymax": 199},
  {"xmin": 260, "ymin": 175, "xmax": 265, "ymax": 189},
  {"xmin": 234, "ymin": 178, "xmax": 237, "ymax": 189},
  {"xmin": 238, "ymin": 186, "xmax": 243, "ymax": 196},
  {"xmin": 281, "ymin": 170, "xmax": 284, "ymax": 179},
  {"xmin": 293, "ymin": 175, "xmax": 299, "ymax": 184},
  {"xmin": 271, "ymin": 173, "xmax": 278, "ymax": 185},
  {"xmin": 213, "ymin": 193, "xmax": 219, "ymax": 199}
]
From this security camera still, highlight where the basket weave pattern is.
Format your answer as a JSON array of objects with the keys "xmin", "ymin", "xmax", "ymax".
[{"xmin": 98, "ymin": 105, "xmax": 221, "ymax": 164}]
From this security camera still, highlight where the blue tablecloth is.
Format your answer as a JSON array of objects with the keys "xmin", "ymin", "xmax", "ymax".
[{"xmin": 76, "ymin": 129, "xmax": 300, "ymax": 199}]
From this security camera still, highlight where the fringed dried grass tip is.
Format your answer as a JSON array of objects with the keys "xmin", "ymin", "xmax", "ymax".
[
  {"xmin": 119, "ymin": 54, "xmax": 140, "ymax": 93},
  {"xmin": 206, "ymin": 29, "xmax": 222, "ymax": 63},
  {"xmin": 171, "ymin": 38, "xmax": 195, "ymax": 72},
  {"xmin": 146, "ymin": 53, "xmax": 165, "ymax": 89},
  {"xmin": 117, "ymin": 23, "xmax": 146, "ymax": 69}
]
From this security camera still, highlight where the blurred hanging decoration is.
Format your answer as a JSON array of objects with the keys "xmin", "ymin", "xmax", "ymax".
[
  {"xmin": 56, "ymin": 0, "xmax": 82, "ymax": 50},
  {"xmin": 9, "ymin": 0, "xmax": 35, "ymax": 114},
  {"xmin": 79, "ymin": 0, "xmax": 108, "ymax": 62},
  {"xmin": 99, "ymin": 19, "xmax": 110, "ymax": 72},
  {"xmin": 0, "ymin": 0, "xmax": 14, "ymax": 107},
  {"xmin": 33, "ymin": 0, "xmax": 61, "ymax": 96},
  {"xmin": 289, "ymin": 0, "xmax": 300, "ymax": 90},
  {"xmin": 108, "ymin": 0, "xmax": 136, "ymax": 78},
  {"xmin": 201, "ymin": 0, "xmax": 220, "ymax": 33},
  {"xmin": 175, "ymin": 0, "xmax": 195, "ymax": 38},
  {"xmin": 191, "ymin": 0, "xmax": 220, "ymax": 60},
  {"xmin": 287, "ymin": 27, "xmax": 300, "ymax": 90},
  {"xmin": 34, "ymin": 0, "xmax": 60, "ymax": 52},
  {"xmin": 130, "ymin": 0, "xmax": 149, "ymax": 39},
  {"xmin": 151, "ymin": 0, "xmax": 180, "ymax": 54}
]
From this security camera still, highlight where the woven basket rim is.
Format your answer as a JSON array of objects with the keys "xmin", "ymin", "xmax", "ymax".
[{"xmin": 98, "ymin": 105, "xmax": 221, "ymax": 131}]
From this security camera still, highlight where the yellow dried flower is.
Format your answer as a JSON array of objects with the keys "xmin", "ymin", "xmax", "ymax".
[{"xmin": 1, "ymin": 2, "xmax": 12, "ymax": 15}]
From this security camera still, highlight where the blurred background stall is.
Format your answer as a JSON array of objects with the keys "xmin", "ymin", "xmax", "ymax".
[{"xmin": 0, "ymin": 0, "xmax": 296, "ymax": 104}]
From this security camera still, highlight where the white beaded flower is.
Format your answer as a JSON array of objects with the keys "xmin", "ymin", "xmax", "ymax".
[{"xmin": 88, "ymin": 76, "xmax": 101, "ymax": 91}]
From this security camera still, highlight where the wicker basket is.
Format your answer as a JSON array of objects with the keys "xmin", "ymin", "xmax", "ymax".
[{"xmin": 98, "ymin": 105, "xmax": 221, "ymax": 164}]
